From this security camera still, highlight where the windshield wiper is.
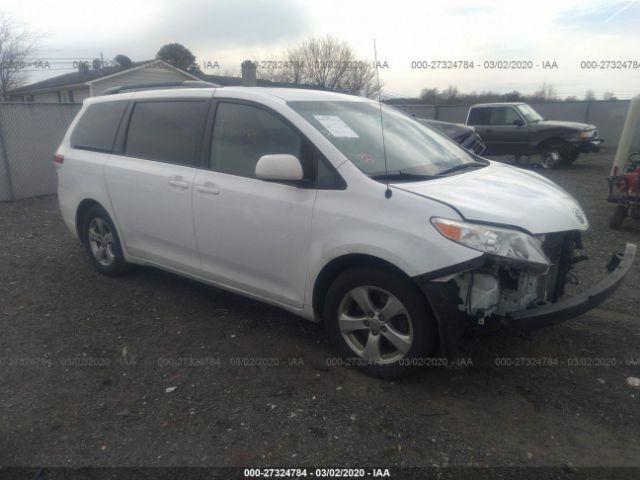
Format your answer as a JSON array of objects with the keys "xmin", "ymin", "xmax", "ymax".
[
  {"xmin": 369, "ymin": 171, "xmax": 437, "ymax": 182},
  {"xmin": 435, "ymin": 161, "xmax": 487, "ymax": 176}
]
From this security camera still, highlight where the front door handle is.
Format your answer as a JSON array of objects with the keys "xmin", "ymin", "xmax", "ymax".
[
  {"xmin": 196, "ymin": 182, "xmax": 220, "ymax": 195},
  {"xmin": 168, "ymin": 176, "xmax": 189, "ymax": 189}
]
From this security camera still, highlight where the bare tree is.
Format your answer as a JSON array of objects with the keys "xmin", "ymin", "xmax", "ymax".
[
  {"xmin": 258, "ymin": 36, "xmax": 380, "ymax": 96},
  {"xmin": 442, "ymin": 85, "xmax": 460, "ymax": 103},
  {"xmin": 341, "ymin": 61, "xmax": 381, "ymax": 98},
  {"xmin": 603, "ymin": 91, "xmax": 617, "ymax": 101},
  {"xmin": 419, "ymin": 88, "xmax": 439, "ymax": 104},
  {"xmin": 584, "ymin": 89, "xmax": 596, "ymax": 101},
  {"xmin": 256, "ymin": 47, "xmax": 307, "ymax": 84},
  {"xmin": 0, "ymin": 14, "xmax": 40, "ymax": 100},
  {"xmin": 299, "ymin": 36, "xmax": 354, "ymax": 90},
  {"xmin": 532, "ymin": 82, "xmax": 557, "ymax": 101}
]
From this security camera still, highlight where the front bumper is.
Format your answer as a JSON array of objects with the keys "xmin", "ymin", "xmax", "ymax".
[
  {"xmin": 574, "ymin": 138, "xmax": 604, "ymax": 153},
  {"xmin": 504, "ymin": 243, "xmax": 636, "ymax": 332},
  {"xmin": 416, "ymin": 243, "xmax": 636, "ymax": 356}
]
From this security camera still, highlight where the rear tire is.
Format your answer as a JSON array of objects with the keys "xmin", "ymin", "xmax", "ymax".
[
  {"xmin": 81, "ymin": 205, "xmax": 131, "ymax": 276},
  {"xmin": 323, "ymin": 267, "xmax": 438, "ymax": 378},
  {"xmin": 609, "ymin": 205, "xmax": 627, "ymax": 229}
]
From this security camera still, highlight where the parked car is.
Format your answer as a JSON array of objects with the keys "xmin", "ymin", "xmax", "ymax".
[
  {"xmin": 466, "ymin": 102, "xmax": 603, "ymax": 168},
  {"xmin": 415, "ymin": 118, "xmax": 486, "ymax": 155},
  {"xmin": 55, "ymin": 83, "xmax": 635, "ymax": 378}
]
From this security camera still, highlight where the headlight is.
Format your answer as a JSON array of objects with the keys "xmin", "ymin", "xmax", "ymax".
[
  {"xmin": 580, "ymin": 130, "xmax": 593, "ymax": 139},
  {"xmin": 431, "ymin": 217, "xmax": 550, "ymax": 268}
]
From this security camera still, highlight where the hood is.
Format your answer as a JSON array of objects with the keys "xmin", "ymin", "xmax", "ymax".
[
  {"xmin": 393, "ymin": 162, "xmax": 589, "ymax": 234},
  {"xmin": 538, "ymin": 120, "xmax": 595, "ymax": 131}
]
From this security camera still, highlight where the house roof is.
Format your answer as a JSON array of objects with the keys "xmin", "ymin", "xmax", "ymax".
[
  {"xmin": 11, "ymin": 60, "xmax": 325, "ymax": 95},
  {"xmin": 192, "ymin": 74, "xmax": 324, "ymax": 90},
  {"xmin": 9, "ymin": 60, "xmax": 158, "ymax": 94}
]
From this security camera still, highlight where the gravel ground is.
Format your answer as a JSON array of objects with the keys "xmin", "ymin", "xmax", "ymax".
[{"xmin": 1, "ymin": 150, "xmax": 639, "ymax": 472}]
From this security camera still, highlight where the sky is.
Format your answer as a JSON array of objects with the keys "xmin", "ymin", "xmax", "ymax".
[{"xmin": 3, "ymin": 0, "xmax": 640, "ymax": 99}]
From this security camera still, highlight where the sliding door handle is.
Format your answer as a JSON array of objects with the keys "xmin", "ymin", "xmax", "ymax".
[{"xmin": 196, "ymin": 182, "xmax": 220, "ymax": 195}]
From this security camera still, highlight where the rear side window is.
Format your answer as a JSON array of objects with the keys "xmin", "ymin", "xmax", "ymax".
[
  {"xmin": 125, "ymin": 101, "xmax": 208, "ymax": 165},
  {"xmin": 467, "ymin": 107, "xmax": 490, "ymax": 126},
  {"xmin": 210, "ymin": 102, "xmax": 303, "ymax": 178},
  {"xmin": 70, "ymin": 101, "xmax": 128, "ymax": 152}
]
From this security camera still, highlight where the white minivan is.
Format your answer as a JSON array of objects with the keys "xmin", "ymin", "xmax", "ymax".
[{"xmin": 56, "ymin": 83, "xmax": 635, "ymax": 377}]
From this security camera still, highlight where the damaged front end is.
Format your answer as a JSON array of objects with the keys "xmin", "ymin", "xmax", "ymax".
[{"xmin": 416, "ymin": 224, "xmax": 636, "ymax": 357}]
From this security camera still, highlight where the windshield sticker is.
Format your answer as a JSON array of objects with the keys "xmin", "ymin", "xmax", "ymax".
[{"xmin": 313, "ymin": 115, "xmax": 359, "ymax": 138}]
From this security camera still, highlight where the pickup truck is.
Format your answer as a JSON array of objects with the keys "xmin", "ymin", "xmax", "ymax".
[
  {"xmin": 466, "ymin": 102, "xmax": 604, "ymax": 168},
  {"xmin": 416, "ymin": 118, "xmax": 486, "ymax": 155}
]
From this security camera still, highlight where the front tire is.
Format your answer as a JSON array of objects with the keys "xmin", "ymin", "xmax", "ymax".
[
  {"xmin": 324, "ymin": 267, "xmax": 438, "ymax": 378},
  {"xmin": 81, "ymin": 205, "xmax": 131, "ymax": 275},
  {"xmin": 537, "ymin": 140, "xmax": 578, "ymax": 168},
  {"xmin": 563, "ymin": 148, "xmax": 580, "ymax": 164}
]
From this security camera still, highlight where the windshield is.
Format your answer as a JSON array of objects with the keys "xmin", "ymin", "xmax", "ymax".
[
  {"xmin": 288, "ymin": 100, "xmax": 477, "ymax": 178},
  {"xmin": 517, "ymin": 104, "xmax": 543, "ymax": 123}
]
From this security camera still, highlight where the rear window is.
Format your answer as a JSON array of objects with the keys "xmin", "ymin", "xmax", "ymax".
[
  {"xmin": 125, "ymin": 101, "xmax": 208, "ymax": 165},
  {"xmin": 467, "ymin": 107, "xmax": 490, "ymax": 126},
  {"xmin": 70, "ymin": 101, "xmax": 128, "ymax": 152}
]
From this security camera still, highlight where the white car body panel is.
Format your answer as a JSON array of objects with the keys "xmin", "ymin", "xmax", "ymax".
[
  {"xmin": 393, "ymin": 161, "xmax": 589, "ymax": 234},
  {"xmin": 103, "ymin": 156, "xmax": 201, "ymax": 274},
  {"xmin": 193, "ymin": 169, "xmax": 317, "ymax": 308}
]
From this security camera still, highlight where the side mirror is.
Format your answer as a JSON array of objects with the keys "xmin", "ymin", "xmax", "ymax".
[
  {"xmin": 255, "ymin": 154, "xmax": 304, "ymax": 181},
  {"xmin": 513, "ymin": 119, "xmax": 525, "ymax": 127}
]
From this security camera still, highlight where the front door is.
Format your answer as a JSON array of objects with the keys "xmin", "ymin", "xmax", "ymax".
[
  {"xmin": 193, "ymin": 101, "xmax": 316, "ymax": 307},
  {"xmin": 477, "ymin": 106, "xmax": 530, "ymax": 155}
]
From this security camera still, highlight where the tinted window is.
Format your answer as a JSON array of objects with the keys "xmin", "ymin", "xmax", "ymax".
[
  {"xmin": 125, "ymin": 101, "xmax": 208, "ymax": 165},
  {"xmin": 489, "ymin": 107, "xmax": 521, "ymax": 125},
  {"xmin": 210, "ymin": 103, "xmax": 302, "ymax": 178},
  {"xmin": 467, "ymin": 107, "xmax": 490, "ymax": 126},
  {"xmin": 71, "ymin": 101, "xmax": 128, "ymax": 152},
  {"xmin": 317, "ymin": 155, "xmax": 337, "ymax": 187}
]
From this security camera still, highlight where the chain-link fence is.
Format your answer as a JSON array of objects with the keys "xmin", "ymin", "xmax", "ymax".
[{"xmin": 0, "ymin": 103, "xmax": 81, "ymax": 201}]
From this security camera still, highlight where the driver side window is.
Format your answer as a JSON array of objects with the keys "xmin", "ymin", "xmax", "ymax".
[
  {"xmin": 210, "ymin": 102, "xmax": 303, "ymax": 179},
  {"xmin": 489, "ymin": 107, "xmax": 521, "ymax": 125}
]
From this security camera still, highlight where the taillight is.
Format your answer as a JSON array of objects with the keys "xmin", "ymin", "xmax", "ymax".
[{"xmin": 54, "ymin": 153, "xmax": 64, "ymax": 168}]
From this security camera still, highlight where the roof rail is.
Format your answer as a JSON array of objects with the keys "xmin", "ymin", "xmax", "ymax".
[{"xmin": 100, "ymin": 80, "xmax": 221, "ymax": 96}]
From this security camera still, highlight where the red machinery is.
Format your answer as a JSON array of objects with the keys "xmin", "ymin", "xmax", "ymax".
[
  {"xmin": 608, "ymin": 95, "xmax": 640, "ymax": 229},
  {"xmin": 608, "ymin": 152, "xmax": 640, "ymax": 228}
]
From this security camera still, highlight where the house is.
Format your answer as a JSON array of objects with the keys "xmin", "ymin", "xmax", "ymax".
[{"xmin": 8, "ymin": 59, "xmax": 320, "ymax": 103}]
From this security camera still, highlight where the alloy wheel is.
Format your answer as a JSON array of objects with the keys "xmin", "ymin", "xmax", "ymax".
[
  {"xmin": 88, "ymin": 217, "xmax": 116, "ymax": 267},
  {"xmin": 337, "ymin": 286, "xmax": 414, "ymax": 364}
]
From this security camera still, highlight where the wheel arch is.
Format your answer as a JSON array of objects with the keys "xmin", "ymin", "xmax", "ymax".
[
  {"xmin": 312, "ymin": 253, "xmax": 429, "ymax": 322},
  {"xmin": 533, "ymin": 137, "xmax": 573, "ymax": 153},
  {"xmin": 75, "ymin": 198, "xmax": 122, "ymax": 245},
  {"xmin": 75, "ymin": 199, "xmax": 104, "ymax": 243}
]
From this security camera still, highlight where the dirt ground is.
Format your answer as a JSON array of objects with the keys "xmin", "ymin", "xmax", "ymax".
[{"xmin": 1, "ymin": 150, "xmax": 639, "ymax": 473}]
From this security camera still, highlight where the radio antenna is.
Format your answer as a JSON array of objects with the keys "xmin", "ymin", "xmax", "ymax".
[{"xmin": 374, "ymin": 39, "xmax": 391, "ymax": 199}]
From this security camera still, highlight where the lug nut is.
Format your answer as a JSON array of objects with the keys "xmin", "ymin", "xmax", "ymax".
[
  {"xmin": 364, "ymin": 320, "xmax": 370, "ymax": 327},
  {"xmin": 381, "ymin": 326, "xmax": 387, "ymax": 332},
  {"xmin": 368, "ymin": 312, "xmax": 375, "ymax": 318},
  {"xmin": 371, "ymin": 329, "xmax": 379, "ymax": 335},
  {"xmin": 379, "ymin": 315, "xmax": 385, "ymax": 322}
]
